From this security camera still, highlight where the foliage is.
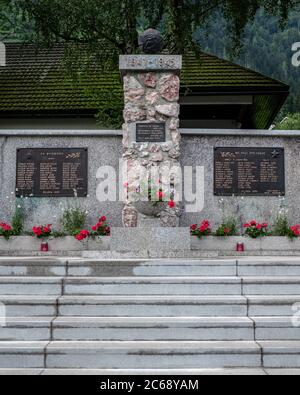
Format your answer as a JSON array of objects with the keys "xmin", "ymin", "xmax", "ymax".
[
  {"xmin": 215, "ymin": 218, "xmax": 238, "ymax": 237},
  {"xmin": 60, "ymin": 207, "xmax": 87, "ymax": 236},
  {"xmin": 196, "ymin": 7, "xmax": 300, "ymax": 115},
  {"xmin": 272, "ymin": 214, "xmax": 300, "ymax": 239},
  {"xmin": 0, "ymin": 1, "xmax": 297, "ymax": 126},
  {"xmin": 190, "ymin": 220, "xmax": 211, "ymax": 238},
  {"xmin": 243, "ymin": 221, "xmax": 270, "ymax": 239},
  {"xmin": 11, "ymin": 206, "xmax": 23, "ymax": 236},
  {"xmin": 275, "ymin": 113, "xmax": 300, "ymax": 130}
]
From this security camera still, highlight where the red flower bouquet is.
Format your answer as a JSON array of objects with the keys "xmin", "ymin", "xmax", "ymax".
[
  {"xmin": 190, "ymin": 220, "xmax": 211, "ymax": 238},
  {"xmin": 32, "ymin": 224, "xmax": 52, "ymax": 240},
  {"xmin": 91, "ymin": 215, "xmax": 110, "ymax": 237},
  {"xmin": 243, "ymin": 221, "xmax": 270, "ymax": 239},
  {"xmin": 0, "ymin": 223, "xmax": 13, "ymax": 240}
]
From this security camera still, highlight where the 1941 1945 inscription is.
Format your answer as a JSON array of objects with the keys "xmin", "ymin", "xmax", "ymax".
[
  {"xmin": 214, "ymin": 147, "xmax": 285, "ymax": 196},
  {"xmin": 16, "ymin": 148, "xmax": 88, "ymax": 198}
]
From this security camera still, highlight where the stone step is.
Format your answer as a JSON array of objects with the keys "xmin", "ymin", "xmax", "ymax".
[
  {"xmin": 0, "ymin": 258, "xmax": 67, "ymax": 277},
  {"xmin": 52, "ymin": 317, "xmax": 254, "ymax": 341},
  {"xmin": 0, "ymin": 318, "xmax": 52, "ymax": 341},
  {"xmin": 238, "ymin": 258, "xmax": 300, "ymax": 276},
  {"xmin": 253, "ymin": 317, "xmax": 300, "ymax": 341},
  {"xmin": 0, "ymin": 296, "xmax": 58, "ymax": 317},
  {"xmin": 67, "ymin": 259, "xmax": 237, "ymax": 277},
  {"xmin": 242, "ymin": 277, "xmax": 300, "ymax": 295},
  {"xmin": 248, "ymin": 296, "xmax": 300, "ymax": 316},
  {"xmin": 45, "ymin": 341, "xmax": 261, "ymax": 369},
  {"xmin": 259, "ymin": 341, "xmax": 300, "ymax": 368},
  {"xmin": 40, "ymin": 368, "xmax": 267, "ymax": 375},
  {"xmin": 63, "ymin": 276, "xmax": 242, "ymax": 296},
  {"xmin": 59, "ymin": 295, "xmax": 248, "ymax": 317},
  {"xmin": 0, "ymin": 277, "xmax": 62, "ymax": 295},
  {"xmin": 0, "ymin": 342, "xmax": 47, "ymax": 368}
]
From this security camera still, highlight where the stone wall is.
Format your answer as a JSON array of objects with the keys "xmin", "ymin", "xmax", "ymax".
[{"xmin": 0, "ymin": 130, "xmax": 300, "ymax": 231}]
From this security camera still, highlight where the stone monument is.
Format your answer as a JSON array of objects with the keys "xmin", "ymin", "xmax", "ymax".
[{"xmin": 119, "ymin": 29, "xmax": 182, "ymax": 228}]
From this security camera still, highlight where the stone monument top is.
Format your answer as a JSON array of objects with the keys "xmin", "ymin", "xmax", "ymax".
[{"xmin": 138, "ymin": 29, "xmax": 164, "ymax": 54}]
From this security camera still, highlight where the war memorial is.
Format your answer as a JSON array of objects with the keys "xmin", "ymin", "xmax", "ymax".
[{"xmin": 0, "ymin": 26, "xmax": 300, "ymax": 376}]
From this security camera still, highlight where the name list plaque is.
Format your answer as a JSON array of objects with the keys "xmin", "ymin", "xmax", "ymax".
[
  {"xmin": 16, "ymin": 148, "xmax": 88, "ymax": 197},
  {"xmin": 214, "ymin": 147, "xmax": 285, "ymax": 196}
]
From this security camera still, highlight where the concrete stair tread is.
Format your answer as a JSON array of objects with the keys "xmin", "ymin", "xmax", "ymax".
[
  {"xmin": 0, "ymin": 277, "xmax": 62, "ymax": 283},
  {"xmin": 65, "ymin": 276, "xmax": 241, "ymax": 283},
  {"xmin": 53, "ymin": 316, "xmax": 253, "ymax": 328},
  {"xmin": 46, "ymin": 340, "xmax": 261, "ymax": 353},
  {"xmin": 242, "ymin": 277, "xmax": 300, "ymax": 283},
  {"xmin": 0, "ymin": 295, "xmax": 58, "ymax": 303},
  {"xmin": 59, "ymin": 295, "xmax": 247, "ymax": 304},
  {"xmin": 258, "ymin": 341, "xmax": 300, "ymax": 353},
  {"xmin": 40, "ymin": 368, "xmax": 267, "ymax": 375},
  {"xmin": 252, "ymin": 317, "xmax": 296, "ymax": 327},
  {"xmin": 4, "ymin": 317, "xmax": 54, "ymax": 327},
  {"xmin": 0, "ymin": 342, "xmax": 48, "ymax": 352},
  {"xmin": 68, "ymin": 259, "xmax": 237, "ymax": 265},
  {"xmin": 247, "ymin": 295, "xmax": 300, "ymax": 302}
]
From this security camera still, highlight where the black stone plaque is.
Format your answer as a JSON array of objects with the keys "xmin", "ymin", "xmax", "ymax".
[
  {"xmin": 214, "ymin": 147, "xmax": 285, "ymax": 196},
  {"xmin": 136, "ymin": 123, "xmax": 166, "ymax": 143},
  {"xmin": 16, "ymin": 148, "xmax": 88, "ymax": 197}
]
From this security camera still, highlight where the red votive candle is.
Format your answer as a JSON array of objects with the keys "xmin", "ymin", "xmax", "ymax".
[
  {"xmin": 236, "ymin": 242, "xmax": 245, "ymax": 252},
  {"xmin": 40, "ymin": 242, "xmax": 49, "ymax": 252}
]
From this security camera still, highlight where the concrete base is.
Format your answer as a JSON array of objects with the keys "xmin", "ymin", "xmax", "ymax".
[{"xmin": 111, "ymin": 228, "xmax": 191, "ymax": 252}]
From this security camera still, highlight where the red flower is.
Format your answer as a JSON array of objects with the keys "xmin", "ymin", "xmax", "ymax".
[
  {"xmin": 256, "ymin": 224, "xmax": 263, "ymax": 230},
  {"xmin": 157, "ymin": 191, "xmax": 164, "ymax": 200},
  {"xmin": 243, "ymin": 223, "xmax": 250, "ymax": 228},
  {"xmin": 1, "ymin": 223, "xmax": 12, "ymax": 231},
  {"xmin": 75, "ymin": 234, "xmax": 84, "ymax": 241},
  {"xmin": 224, "ymin": 228, "xmax": 230, "ymax": 234},
  {"xmin": 92, "ymin": 226, "xmax": 98, "ymax": 232},
  {"xmin": 250, "ymin": 220, "xmax": 257, "ymax": 226},
  {"xmin": 99, "ymin": 216, "xmax": 107, "ymax": 222},
  {"xmin": 190, "ymin": 224, "xmax": 197, "ymax": 231},
  {"xmin": 168, "ymin": 200, "xmax": 175, "ymax": 209},
  {"xmin": 262, "ymin": 223, "xmax": 268, "ymax": 228}
]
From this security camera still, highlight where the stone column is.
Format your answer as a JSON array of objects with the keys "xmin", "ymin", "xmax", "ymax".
[{"xmin": 119, "ymin": 55, "xmax": 182, "ymax": 228}]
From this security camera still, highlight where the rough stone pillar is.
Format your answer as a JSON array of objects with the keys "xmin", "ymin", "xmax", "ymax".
[{"xmin": 119, "ymin": 55, "xmax": 182, "ymax": 228}]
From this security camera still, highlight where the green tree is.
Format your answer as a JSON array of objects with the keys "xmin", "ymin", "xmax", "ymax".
[
  {"xmin": 275, "ymin": 113, "xmax": 300, "ymax": 129},
  {"xmin": 14, "ymin": 0, "xmax": 298, "ymax": 60}
]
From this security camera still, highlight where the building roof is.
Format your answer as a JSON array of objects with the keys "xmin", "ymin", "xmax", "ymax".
[{"xmin": 0, "ymin": 43, "xmax": 289, "ymax": 129}]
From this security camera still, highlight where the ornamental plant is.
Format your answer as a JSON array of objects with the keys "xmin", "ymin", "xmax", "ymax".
[
  {"xmin": 215, "ymin": 218, "xmax": 238, "ymax": 237},
  {"xmin": 32, "ymin": 224, "xmax": 52, "ymax": 240},
  {"xmin": 75, "ymin": 230, "xmax": 90, "ymax": 241},
  {"xmin": 0, "ymin": 223, "xmax": 13, "ymax": 240},
  {"xmin": 289, "ymin": 225, "xmax": 300, "ymax": 239},
  {"xmin": 60, "ymin": 207, "xmax": 87, "ymax": 236},
  {"xmin": 243, "ymin": 221, "xmax": 270, "ymax": 239},
  {"xmin": 90, "ymin": 216, "xmax": 111, "ymax": 237},
  {"xmin": 190, "ymin": 220, "xmax": 211, "ymax": 238}
]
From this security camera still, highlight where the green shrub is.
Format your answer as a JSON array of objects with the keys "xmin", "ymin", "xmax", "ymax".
[{"xmin": 60, "ymin": 208, "xmax": 87, "ymax": 236}]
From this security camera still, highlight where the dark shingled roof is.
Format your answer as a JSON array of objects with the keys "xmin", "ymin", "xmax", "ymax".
[{"xmin": 0, "ymin": 43, "xmax": 289, "ymax": 128}]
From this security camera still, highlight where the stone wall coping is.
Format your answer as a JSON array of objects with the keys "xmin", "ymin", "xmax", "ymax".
[{"xmin": 1, "ymin": 129, "xmax": 300, "ymax": 138}]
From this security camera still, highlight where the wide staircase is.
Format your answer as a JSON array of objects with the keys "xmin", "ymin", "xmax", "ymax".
[{"xmin": 0, "ymin": 256, "xmax": 300, "ymax": 375}]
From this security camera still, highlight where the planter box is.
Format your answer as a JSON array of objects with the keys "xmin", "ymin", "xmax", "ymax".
[
  {"xmin": 191, "ymin": 236, "xmax": 300, "ymax": 254},
  {"xmin": 0, "ymin": 236, "xmax": 110, "ymax": 255}
]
